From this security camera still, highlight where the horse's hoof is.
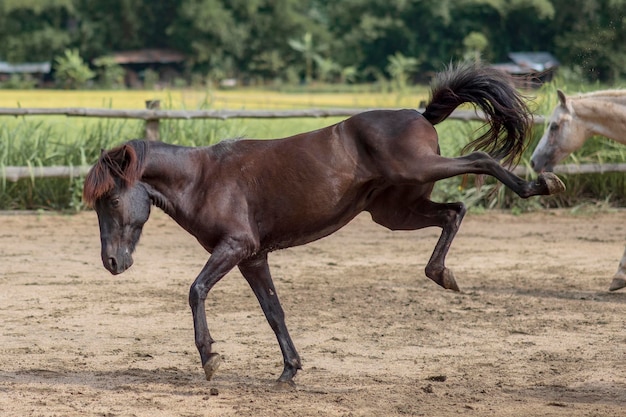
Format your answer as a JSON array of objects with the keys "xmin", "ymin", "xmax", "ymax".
[
  {"xmin": 273, "ymin": 379, "xmax": 297, "ymax": 392},
  {"xmin": 203, "ymin": 353, "xmax": 222, "ymax": 381},
  {"xmin": 540, "ymin": 172, "xmax": 566, "ymax": 195},
  {"xmin": 442, "ymin": 269, "xmax": 460, "ymax": 292},
  {"xmin": 609, "ymin": 277, "xmax": 626, "ymax": 291}
]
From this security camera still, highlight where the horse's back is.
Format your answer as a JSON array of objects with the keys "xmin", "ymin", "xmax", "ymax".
[
  {"xmin": 343, "ymin": 109, "xmax": 435, "ymax": 145},
  {"xmin": 208, "ymin": 109, "xmax": 436, "ymax": 177},
  {"xmin": 335, "ymin": 108, "xmax": 436, "ymax": 157}
]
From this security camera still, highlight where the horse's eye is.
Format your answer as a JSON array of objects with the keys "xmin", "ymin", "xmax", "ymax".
[
  {"xmin": 110, "ymin": 198, "xmax": 120, "ymax": 208},
  {"xmin": 550, "ymin": 123, "xmax": 559, "ymax": 131}
]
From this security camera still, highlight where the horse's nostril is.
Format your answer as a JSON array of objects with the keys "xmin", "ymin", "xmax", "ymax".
[
  {"xmin": 108, "ymin": 257, "xmax": 118, "ymax": 270},
  {"xmin": 530, "ymin": 159, "xmax": 535, "ymax": 169}
]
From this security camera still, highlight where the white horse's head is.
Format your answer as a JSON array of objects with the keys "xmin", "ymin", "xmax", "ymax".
[{"xmin": 530, "ymin": 90, "xmax": 589, "ymax": 172}]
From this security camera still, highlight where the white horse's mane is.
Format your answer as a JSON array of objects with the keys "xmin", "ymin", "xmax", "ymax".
[
  {"xmin": 568, "ymin": 89, "xmax": 626, "ymax": 102},
  {"xmin": 561, "ymin": 89, "xmax": 626, "ymax": 140}
]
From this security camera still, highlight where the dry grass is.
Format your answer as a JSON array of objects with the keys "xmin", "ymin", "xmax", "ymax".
[{"xmin": 0, "ymin": 88, "xmax": 428, "ymax": 110}]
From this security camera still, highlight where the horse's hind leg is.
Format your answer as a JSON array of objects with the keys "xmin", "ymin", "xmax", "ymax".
[
  {"xmin": 369, "ymin": 196, "xmax": 466, "ymax": 291},
  {"xmin": 238, "ymin": 255, "xmax": 302, "ymax": 389},
  {"xmin": 423, "ymin": 201, "xmax": 466, "ymax": 292},
  {"xmin": 411, "ymin": 152, "xmax": 565, "ymax": 198}
]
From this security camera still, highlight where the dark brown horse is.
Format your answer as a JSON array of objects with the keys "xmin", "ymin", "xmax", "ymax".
[{"xmin": 83, "ymin": 63, "xmax": 564, "ymax": 388}]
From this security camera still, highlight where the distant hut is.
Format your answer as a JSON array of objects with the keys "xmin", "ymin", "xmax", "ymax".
[
  {"xmin": 0, "ymin": 61, "xmax": 51, "ymax": 86},
  {"xmin": 491, "ymin": 52, "xmax": 559, "ymax": 88},
  {"xmin": 103, "ymin": 49, "xmax": 186, "ymax": 88}
]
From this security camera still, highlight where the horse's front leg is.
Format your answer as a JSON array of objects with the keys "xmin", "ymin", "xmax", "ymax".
[
  {"xmin": 238, "ymin": 255, "xmax": 302, "ymax": 390},
  {"xmin": 609, "ymin": 246, "xmax": 626, "ymax": 291},
  {"xmin": 418, "ymin": 152, "xmax": 566, "ymax": 198},
  {"xmin": 189, "ymin": 239, "xmax": 247, "ymax": 381}
]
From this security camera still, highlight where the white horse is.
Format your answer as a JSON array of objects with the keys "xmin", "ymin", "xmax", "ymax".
[{"xmin": 530, "ymin": 89, "xmax": 626, "ymax": 291}]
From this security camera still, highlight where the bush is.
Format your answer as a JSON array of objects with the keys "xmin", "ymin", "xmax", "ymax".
[
  {"xmin": 93, "ymin": 56, "xmax": 125, "ymax": 89},
  {"xmin": 0, "ymin": 74, "xmax": 38, "ymax": 89},
  {"xmin": 54, "ymin": 49, "xmax": 95, "ymax": 89}
]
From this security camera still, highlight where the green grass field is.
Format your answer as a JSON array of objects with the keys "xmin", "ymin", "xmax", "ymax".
[{"xmin": 0, "ymin": 86, "xmax": 623, "ymax": 211}]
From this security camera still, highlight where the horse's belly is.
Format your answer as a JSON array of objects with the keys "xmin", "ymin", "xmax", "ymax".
[{"xmin": 258, "ymin": 200, "xmax": 366, "ymax": 251}]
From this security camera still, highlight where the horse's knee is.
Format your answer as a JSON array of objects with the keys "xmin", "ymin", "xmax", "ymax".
[
  {"xmin": 450, "ymin": 201, "xmax": 466, "ymax": 217},
  {"xmin": 440, "ymin": 202, "xmax": 466, "ymax": 228},
  {"xmin": 188, "ymin": 282, "xmax": 207, "ymax": 307}
]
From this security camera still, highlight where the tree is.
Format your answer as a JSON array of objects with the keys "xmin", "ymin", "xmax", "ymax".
[
  {"xmin": 386, "ymin": 52, "xmax": 419, "ymax": 92},
  {"xmin": 288, "ymin": 32, "xmax": 322, "ymax": 83},
  {"xmin": 0, "ymin": 0, "xmax": 75, "ymax": 62},
  {"xmin": 313, "ymin": 56, "xmax": 341, "ymax": 83},
  {"xmin": 550, "ymin": 0, "xmax": 626, "ymax": 82},
  {"xmin": 324, "ymin": 0, "xmax": 419, "ymax": 76},
  {"xmin": 93, "ymin": 56, "xmax": 125, "ymax": 89},
  {"xmin": 73, "ymin": 0, "xmax": 179, "ymax": 60},
  {"xmin": 2, "ymin": 0, "xmax": 626, "ymax": 86},
  {"xmin": 463, "ymin": 31, "xmax": 488, "ymax": 62},
  {"xmin": 54, "ymin": 48, "xmax": 95, "ymax": 89}
]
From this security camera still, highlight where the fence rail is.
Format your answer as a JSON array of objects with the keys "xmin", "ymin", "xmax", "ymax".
[
  {"xmin": 511, "ymin": 163, "xmax": 626, "ymax": 176},
  {"xmin": 3, "ymin": 165, "xmax": 92, "ymax": 182},
  {"xmin": 2, "ymin": 102, "xmax": 624, "ymax": 181},
  {"xmin": 0, "ymin": 106, "xmax": 540, "ymax": 120},
  {"xmin": 5, "ymin": 162, "xmax": 625, "ymax": 183}
]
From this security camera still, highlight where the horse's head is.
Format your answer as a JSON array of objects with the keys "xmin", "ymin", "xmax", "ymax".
[
  {"xmin": 83, "ymin": 141, "xmax": 151, "ymax": 275},
  {"xmin": 93, "ymin": 181, "xmax": 152, "ymax": 274},
  {"xmin": 530, "ymin": 90, "xmax": 587, "ymax": 172}
]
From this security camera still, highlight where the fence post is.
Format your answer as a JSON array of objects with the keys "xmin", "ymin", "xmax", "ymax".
[{"xmin": 145, "ymin": 100, "xmax": 160, "ymax": 141}]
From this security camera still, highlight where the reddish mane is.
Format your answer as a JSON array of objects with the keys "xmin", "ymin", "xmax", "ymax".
[{"xmin": 82, "ymin": 141, "xmax": 145, "ymax": 207}]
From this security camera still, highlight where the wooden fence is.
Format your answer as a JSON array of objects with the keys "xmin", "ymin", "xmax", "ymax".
[{"xmin": 1, "ymin": 101, "xmax": 625, "ymax": 181}]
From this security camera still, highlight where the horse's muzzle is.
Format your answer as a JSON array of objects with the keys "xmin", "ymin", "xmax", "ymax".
[
  {"xmin": 530, "ymin": 158, "xmax": 550, "ymax": 173},
  {"xmin": 102, "ymin": 249, "xmax": 134, "ymax": 275}
]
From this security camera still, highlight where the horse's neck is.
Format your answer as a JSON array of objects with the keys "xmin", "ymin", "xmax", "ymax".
[
  {"xmin": 141, "ymin": 143, "xmax": 204, "ymax": 218},
  {"xmin": 571, "ymin": 97, "xmax": 626, "ymax": 144}
]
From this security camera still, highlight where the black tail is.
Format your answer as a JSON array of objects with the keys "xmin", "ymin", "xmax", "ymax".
[{"xmin": 422, "ymin": 62, "xmax": 532, "ymax": 166}]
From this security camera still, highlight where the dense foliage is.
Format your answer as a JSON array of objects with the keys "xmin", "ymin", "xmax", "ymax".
[{"xmin": 1, "ymin": 0, "xmax": 626, "ymax": 85}]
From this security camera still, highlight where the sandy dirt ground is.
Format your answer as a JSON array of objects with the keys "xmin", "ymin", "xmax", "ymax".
[{"xmin": 0, "ymin": 208, "xmax": 625, "ymax": 417}]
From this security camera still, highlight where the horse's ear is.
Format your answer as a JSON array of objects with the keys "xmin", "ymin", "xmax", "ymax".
[
  {"xmin": 101, "ymin": 143, "xmax": 142, "ymax": 186},
  {"xmin": 557, "ymin": 89, "xmax": 567, "ymax": 107},
  {"xmin": 120, "ymin": 144, "xmax": 134, "ymax": 170},
  {"xmin": 119, "ymin": 144, "xmax": 142, "ymax": 183}
]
